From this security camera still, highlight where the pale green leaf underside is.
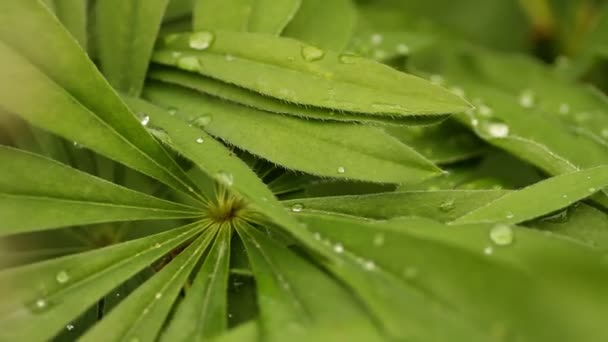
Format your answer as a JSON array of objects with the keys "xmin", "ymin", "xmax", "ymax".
[
  {"xmin": 0, "ymin": 223, "xmax": 202, "ymax": 341},
  {"xmin": 144, "ymin": 83, "xmax": 442, "ymax": 184},
  {"xmin": 451, "ymin": 166, "xmax": 608, "ymax": 225},
  {"xmin": 154, "ymin": 30, "xmax": 470, "ymax": 116},
  {"xmin": 95, "ymin": 0, "xmax": 170, "ymax": 96},
  {"xmin": 148, "ymin": 67, "xmax": 447, "ymax": 125}
]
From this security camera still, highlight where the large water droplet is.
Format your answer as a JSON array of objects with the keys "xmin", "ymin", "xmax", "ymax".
[
  {"xmin": 396, "ymin": 43, "xmax": 410, "ymax": 55},
  {"xmin": 333, "ymin": 243, "xmax": 344, "ymax": 254},
  {"xmin": 33, "ymin": 298, "xmax": 47, "ymax": 311},
  {"xmin": 177, "ymin": 56, "xmax": 201, "ymax": 71},
  {"xmin": 338, "ymin": 54, "xmax": 358, "ymax": 64},
  {"xmin": 370, "ymin": 34, "xmax": 383, "ymax": 45},
  {"xmin": 139, "ymin": 113, "xmax": 150, "ymax": 126},
  {"xmin": 337, "ymin": 166, "xmax": 346, "ymax": 174},
  {"xmin": 489, "ymin": 224, "xmax": 514, "ymax": 246},
  {"xmin": 216, "ymin": 171, "xmax": 234, "ymax": 186},
  {"xmin": 192, "ymin": 115, "xmax": 212, "ymax": 128},
  {"xmin": 291, "ymin": 203, "xmax": 303, "ymax": 213},
  {"xmin": 439, "ymin": 199, "xmax": 455, "ymax": 212},
  {"xmin": 518, "ymin": 89, "xmax": 535, "ymax": 108},
  {"xmin": 477, "ymin": 105, "xmax": 493, "ymax": 117},
  {"xmin": 481, "ymin": 119, "xmax": 509, "ymax": 138},
  {"xmin": 301, "ymin": 46, "xmax": 325, "ymax": 62},
  {"xmin": 56, "ymin": 270, "xmax": 70, "ymax": 284},
  {"xmin": 363, "ymin": 260, "xmax": 376, "ymax": 271},
  {"xmin": 483, "ymin": 246, "xmax": 494, "ymax": 255},
  {"xmin": 66, "ymin": 324, "xmax": 75, "ymax": 331},
  {"xmin": 155, "ymin": 292, "xmax": 162, "ymax": 300},
  {"xmin": 195, "ymin": 137, "xmax": 204, "ymax": 144},
  {"xmin": 189, "ymin": 31, "xmax": 214, "ymax": 50}
]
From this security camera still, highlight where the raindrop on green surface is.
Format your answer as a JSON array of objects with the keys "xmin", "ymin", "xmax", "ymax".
[
  {"xmin": 490, "ymin": 224, "xmax": 514, "ymax": 246},
  {"xmin": 56, "ymin": 270, "xmax": 70, "ymax": 284},
  {"xmin": 291, "ymin": 203, "xmax": 304, "ymax": 213},
  {"xmin": 189, "ymin": 31, "xmax": 214, "ymax": 50},
  {"xmin": 177, "ymin": 56, "xmax": 201, "ymax": 71},
  {"xmin": 301, "ymin": 45, "xmax": 325, "ymax": 62},
  {"xmin": 439, "ymin": 199, "xmax": 455, "ymax": 212}
]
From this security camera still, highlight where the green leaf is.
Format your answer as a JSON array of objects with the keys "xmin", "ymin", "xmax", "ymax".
[
  {"xmin": 122, "ymin": 97, "xmax": 326, "ymax": 257},
  {"xmin": 143, "ymin": 83, "xmax": 442, "ymax": 184},
  {"xmin": 284, "ymin": 189, "xmax": 508, "ymax": 222},
  {"xmin": 0, "ymin": 0, "xmax": 198, "ymax": 197},
  {"xmin": 80, "ymin": 227, "xmax": 216, "ymax": 342},
  {"xmin": 451, "ymin": 166, "xmax": 608, "ymax": 225},
  {"xmin": 0, "ymin": 147, "xmax": 201, "ymax": 235},
  {"xmin": 193, "ymin": 0, "xmax": 301, "ymax": 35},
  {"xmin": 161, "ymin": 225, "xmax": 231, "ymax": 341},
  {"xmin": 298, "ymin": 212, "xmax": 608, "ymax": 342},
  {"xmin": 0, "ymin": 223, "xmax": 202, "ymax": 341},
  {"xmin": 213, "ymin": 321, "xmax": 259, "ymax": 342},
  {"xmin": 48, "ymin": 0, "xmax": 88, "ymax": 49},
  {"xmin": 154, "ymin": 30, "xmax": 470, "ymax": 117},
  {"xmin": 282, "ymin": 0, "xmax": 356, "ymax": 51},
  {"xmin": 236, "ymin": 223, "xmax": 382, "ymax": 341},
  {"xmin": 95, "ymin": 0, "xmax": 170, "ymax": 95},
  {"xmin": 148, "ymin": 67, "xmax": 446, "ymax": 125}
]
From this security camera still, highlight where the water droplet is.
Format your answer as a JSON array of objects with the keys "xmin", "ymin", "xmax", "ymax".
[
  {"xmin": 291, "ymin": 203, "xmax": 303, "ymax": 212},
  {"xmin": 439, "ymin": 199, "xmax": 455, "ymax": 212},
  {"xmin": 337, "ymin": 166, "xmax": 346, "ymax": 174},
  {"xmin": 139, "ymin": 114, "xmax": 150, "ymax": 126},
  {"xmin": 373, "ymin": 233, "xmax": 385, "ymax": 246},
  {"xmin": 301, "ymin": 45, "xmax": 325, "ymax": 62},
  {"xmin": 167, "ymin": 107, "xmax": 177, "ymax": 116},
  {"xmin": 562, "ymin": 194, "xmax": 568, "ymax": 199},
  {"xmin": 225, "ymin": 54, "xmax": 235, "ymax": 62},
  {"xmin": 192, "ymin": 115, "xmax": 212, "ymax": 128},
  {"xmin": 56, "ymin": 270, "xmax": 70, "ymax": 284},
  {"xmin": 155, "ymin": 292, "xmax": 162, "ymax": 299},
  {"xmin": 216, "ymin": 171, "xmax": 234, "ymax": 186},
  {"xmin": 72, "ymin": 141, "xmax": 84, "ymax": 149},
  {"xmin": 518, "ymin": 90, "xmax": 535, "ymax": 108},
  {"xmin": 489, "ymin": 224, "xmax": 514, "ymax": 246},
  {"xmin": 396, "ymin": 43, "xmax": 410, "ymax": 55},
  {"xmin": 154, "ymin": 242, "xmax": 161, "ymax": 249},
  {"xmin": 370, "ymin": 34, "xmax": 383, "ymax": 45},
  {"xmin": 477, "ymin": 105, "xmax": 493, "ymax": 117},
  {"xmin": 338, "ymin": 54, "xmax": 358, "ymax": 64},
  {"xmin": 66, "ymin": 324, "xmax": 74, "ymax": 331},
  {"xmin": 35, "ymin": 298, "xmax": 47, "ymax": 310},
  {"xmin": 450, "ymin": 86, "xmax": 465, "ymax": 97},
  {"xmin": 403, "ymin": 267, "xmax": 418, "ymax": 279},
  {"xmin": 506, "ymin": 211, "xmax": 515, "ymax": 219},
  {"xmin": 373, "ymin": 49, "xmax": 387, "ymax": 60},
  {"xmin": 363, "ymin": 260, "xmax": 376, "ymax": 271},
  {"xmin": 589, "ymin": 187, "xmax": 597, "ymax": 193},
  {"xmin": 177, "ymin": 56, "xmax": 201, "ymax": 71},
  {"xmin": 429, "ymin": 74, "xmax": 444, "ymax": 85},
  {"xmin": 147, "ymin": 127, "xmax": 172, "ymax": 143},
  {"xmin": 164, "ymin": 34, "xmax": 179, "ymax": 44},
  {"xmin": 313, "ymin": 232, "xmax": 321, "ymax": 240},
  {"xmin": 559, "ymin": 103, "xmax": 570, "ymax": 115},
  {"xmin": 333, "ymin": 243, "xmax": 344, "ymax": 254},
  {"xmin": 483, "ymin": 246, "xmax": 494, "ymax": 255},
  {"xmin": 195, "ymin": 137, "xmax": 204, "ymax": 144},
  {"xmin": 481, "ymin": 120, "xmax": 509, "ymax": 138},
  {"xmin": 189, "ymin": 31, "xmax": 214, "ymax": 50}
]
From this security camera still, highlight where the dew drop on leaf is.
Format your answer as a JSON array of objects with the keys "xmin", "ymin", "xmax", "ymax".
[
  {"xmin": 589, "ymin": 187, "xmax": 597, "ymax": 193},
  {"xmin": 192, "ymin": 115, "xmax": 212, "ymax": 128},
  {"xmin": 396, "ymin": 43, "xmax": 410, "ymax": 55},
  {"xmin": 177, "ymin": 56, "xmax": 201, "ymax": 71},
  {"xmin": 216, "ymin": 171, "xmax": 234, "ymax": 187},
  {"xmin": 481, "ymin": 120, "xmax": 510, "ymax": 138},
  {"xmin": 450, "ymin": 86, "xmax": 465, "ymax": 97},
  {"xmin": 373, "ymin": 233, "xmax": 385, "ymax": 246},
  {"xmin": 429, "ymin": 74, "xmax": 444, "ymax": 85},
  {"xmin": 66, "ymin": 324, "xmax": 75, "ymax": 331},
  {"xmin": 506, "ymin": 211, "xmax": 515, "ymax": 219},
  {"xmin": 370, "ymin": 33, "xmax": 383, "ymax": 45},
  {"xmin": 484, "ymin": 246, "xmax": 494, "ymax": 255},
  {"xmin": 333, "ymin": 243, "xmax": 344, "ymax": 253},
  {"xmin": 155, "ymin": 292, "xmax": 162, "ymax": 299},
  {"xmin": 363, "ymin": 260, "xmax": 376, "ymax": 271},
  {"xmin": 439, "ymin": 199, "xmax": 455, "ymax": 212},
  {"xmin": 225, "ymin": 54, "xmax": 235, "ymax": 62},
  {"xmin": 559, "ymin": 103, "xmax": 570, "ymax": 115},
  {"xmin": 301, "ymin": 45, "xmax": 325, "ymax": 62},
  {"xmin": 490, "ymin": 224, "xmax": 514, "ymax": 246},
  {"xmin": 138, "ymin": 113, "xmax": 150, "ymax": 126},
  {"xmin": 195, "ymin": 137, "xmax": 204, "ymax": 144},
  {"xmin": 189, "ymin": 31, "xmax": 214, "ymax": 50},
  {"xmin": 56, "ymin": 270, "xmax": 70, "ymax": 284},
  {"xmin": 291, "ymin": 203, "xmax": 303, "ymax": 212},
  {"xmin": 518, "ymin": 89, "xmax": 535, "ymax": 108},
  {"xmin": 477, "ymin": 105, "xmax": 493, "ymax": 117},
  {"xmin": 337, "ymin": 166, "xmax": 346, "ymax": 174}
]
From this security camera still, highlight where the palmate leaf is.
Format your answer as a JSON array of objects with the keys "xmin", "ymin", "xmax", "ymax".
[
  {"xmin": 0, "ymin": 0, "xmax": 198, "ymax": 197},
  {"xmin": 143, "ymin": 82, "xmax": 443, "ymax": 184},
  {"xmin": 153, "ymin": 30, "xmax": 469, "ymax": 117},
  {"xmin": 80, "ymin": 227, "xmax": 217, "ymax": 342},
  {"xmin": 147, "ymin": 67, "xmax": 444, "ymax": 125},
  {"xmin": 297, "ymin": 212, "xmax": 608, "ymax": 342},
  {"xmin": 94, "ymin": 0, "xmax": 170, "ymax": 95},
  {"xmin": 0, "ymin": 147, "xmax": 201, "ymax": 235},
  {"xmin": 193, "ymin": 0, "xmax": 301, "ymax": 35},
  {"xmin": 0, "ymin": 223, "xmax": 203, "ymax": 341}
]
